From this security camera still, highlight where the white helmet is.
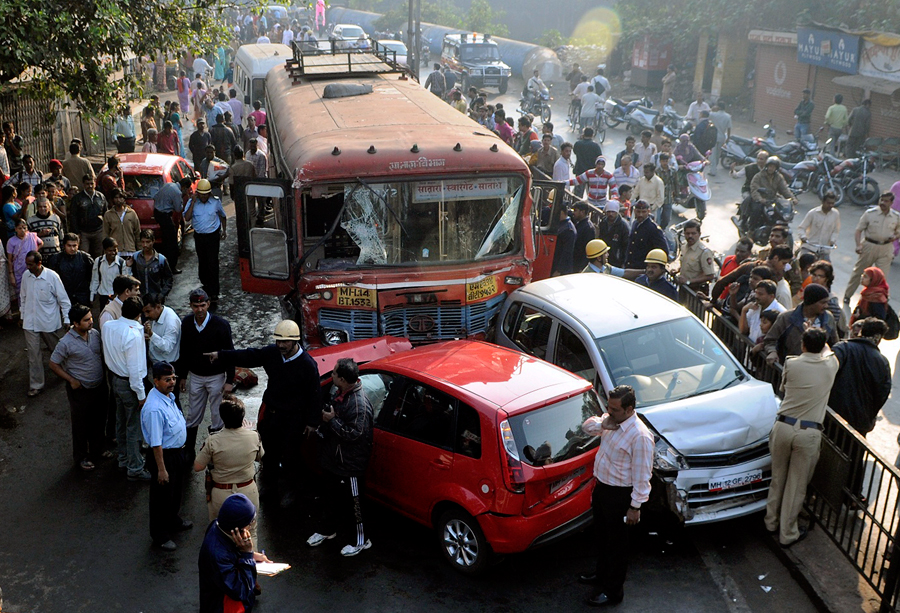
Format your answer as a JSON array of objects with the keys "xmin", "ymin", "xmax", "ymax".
[{"xmin": 273, "ymin": 320, "xmax": 301, "ymax": 341}]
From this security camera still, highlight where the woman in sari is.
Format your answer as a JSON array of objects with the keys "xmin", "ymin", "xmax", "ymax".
[{"xmin": 6, "ymin": 218, "xmax": 42, "ymax": 303}]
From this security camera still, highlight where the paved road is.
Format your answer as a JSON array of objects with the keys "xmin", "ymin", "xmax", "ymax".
[{"xmin": 0, "ymin": 78, "xmax": 834, "ymax": 612}]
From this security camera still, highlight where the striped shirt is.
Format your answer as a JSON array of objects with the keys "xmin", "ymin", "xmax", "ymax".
[
  {"xmin": 569, "ymin": 169, "xmax": 618, "ymax": 206},
  {"xmin": 583, "ymin": 413, "xmax": 654, "ymax": 507}
]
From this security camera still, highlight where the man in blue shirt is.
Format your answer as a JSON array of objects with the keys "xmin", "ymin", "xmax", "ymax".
[
  {"xmin": 141, "ymin": 360, "xmax": 191, "ymax": 551},
  {"xmin": 153, "ymin": 177, "xmax": 193, "ymax": 274},
  {"xmin": 635, "ymin": 248, "xmax": 678, "ymax": 301},
  {"xmin": 184, "ymin": 179, "xmax": 227, "ymax": 309}
]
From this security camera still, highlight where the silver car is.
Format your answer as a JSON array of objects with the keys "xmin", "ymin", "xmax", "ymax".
[{"xmin": 494, "ymin": 273, "xmax": 778, "ymax": 524}]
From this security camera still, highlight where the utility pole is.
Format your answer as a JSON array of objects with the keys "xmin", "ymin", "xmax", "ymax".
[
  {"xmin": 407, "ymin": 0, "xmax": 415, "ymax": 75},
  {"xmin": 414, "ymin": 0, "xmax": 422, "ymax": 78}
]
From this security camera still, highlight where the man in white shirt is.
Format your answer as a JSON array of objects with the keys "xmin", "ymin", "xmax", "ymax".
[
  {"xmin": 103, "ymin": 296, "xmax": 150, "ymax": 480},
  {"xmin": 579, "ymin": 86, "xmax": 603, "ymax": 130},
  {"xmin": 553, "ymin": 142, "xmax": 574, "ymax": 182},
  {"xmin": 685, "ymin": 92, "xmax": 710, "ymax": 128},
  {"xmin": 282, "ymin": 24, "xmax": 295, "ymax": 46},
  {"xmin": 20, "ymin": 250, "xmax": 71, "ymax": 397},
  {"xmin": 798, "ymin": 192, "xmax": 840, "ymax": 261},
  {"xmin": 591, "ymin": 67, "xmax": 611, "ymax": 102},
  {"xmin": 143, "ymin": 293, "xmax": 181, "ymax": 365},
  {"xmin": 633, "ymin": 130, "xmax": 657, "ymax": 169},
  {"xmin": 192, "ymin": 57, "xmax": 214, "ymax": 81},
  {"xmin": 739, "ymin": 280, "xmax": 786, "ymax": 342},
  {"xmin": 572, "ymin": 76, "xmax": 590, "ymax": 100},
  {"xmin": 526, "ymin": 69, "xmax": 545, "ymax": 105}
]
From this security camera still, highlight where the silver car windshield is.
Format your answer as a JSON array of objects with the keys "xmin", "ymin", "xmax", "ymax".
[{"xmin": 595, "ymin": 317, "xmax": 742, "ymax": 407}]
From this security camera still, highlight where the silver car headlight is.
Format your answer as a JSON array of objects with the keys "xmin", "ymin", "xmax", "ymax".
[{"xmin": 654, "ymin": 438, "xmax": 688, "ymax": 471}]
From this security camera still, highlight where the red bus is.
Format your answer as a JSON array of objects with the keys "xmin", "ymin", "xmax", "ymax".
[{"xmin": 235, "ymin": 43, "xmax": 561, "ymax": 347}]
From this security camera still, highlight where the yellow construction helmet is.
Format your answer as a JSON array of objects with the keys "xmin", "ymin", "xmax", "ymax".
[
  {"xmin": 195, "ymin": 178, "xmax": 213, "ymax": 194},
  {"xmin": 273, "ymin": 319, "xmax": 301, "ymax": 341},
  {"xmin": 585, "ymin": 239, "xmax": 610, "ymax": 259},
  {"xmin": 645, "ymin": 248, "xmax": 668, "ymax": 265}
]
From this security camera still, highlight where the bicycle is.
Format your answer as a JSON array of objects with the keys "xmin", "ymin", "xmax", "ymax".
[{"xmin": 798, "ymin": 241, "xmax": 837, "ymax": 262}]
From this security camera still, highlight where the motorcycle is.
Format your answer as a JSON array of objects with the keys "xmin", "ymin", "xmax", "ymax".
[
  {"xmin": 603, "ymin": 96, "xmax": 652, "ymax": 128},
  {"xmin": 679, "ymin": 159, "xmax": 712, "ymax": 221},
  {"xmin": 519, "ymin": 86, "xmax": 552, "ymax": 123},
  {"xmin": 624, "ymin": 100, "xmax": 682, "ymax": 138},
  {"xmin": 752, "ymin": 123, "xmax": 819, "ymax": 163},
  {"xmin": 780, "ymin": 140, "xmax": 846, "ymax": 204},
  {"xmin": 832, "ymin": 152, "xmax": 880, "ymax": 207},
  {"xmin": 719, "ymin": 135, "xmax": 760, "ymax": 168},
  {"xmin": 731, "ymin": 187, "xmax": 796, "ymax": 246}
]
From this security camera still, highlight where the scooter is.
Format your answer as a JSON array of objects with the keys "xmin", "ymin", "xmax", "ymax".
[
  {"xmin": 679, "ymin": 159, "xmax": 712, "ymax": 221},
  {"xmin": 624, "ymin": 101, "xmax": 681, "ymax": 139},
  {"xmin": 603, "ymin": 96, "xmax": 652, "ymax": 128}
]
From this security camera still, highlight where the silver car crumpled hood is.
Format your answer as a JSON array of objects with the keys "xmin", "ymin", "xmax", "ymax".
[{"xmin": 638, "ymin": 378, "xmax": 778, "ymax": 456}]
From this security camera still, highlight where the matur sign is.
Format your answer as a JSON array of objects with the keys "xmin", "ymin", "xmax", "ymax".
[
  {"xmin": 413, "ymin": 178, "xmax": 509, "ymax": 203},
  {"xmin": 797, "ymin": 27, "xmax": 859, "ymax": 74}
]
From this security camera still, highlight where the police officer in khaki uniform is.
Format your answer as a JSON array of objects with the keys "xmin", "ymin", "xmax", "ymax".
[
  {"xmin": 194, "ymin": 396, "xmax": 264, "ymax": 549},
  {"xmin": 844, "ymin": 192, "xmax": 900, "ymax": 303},
  {"xmin": 676, "ymin": 219, "xmax": 716, "ymax": 291}
]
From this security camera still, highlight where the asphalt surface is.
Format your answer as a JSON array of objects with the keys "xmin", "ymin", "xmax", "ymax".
[{"xmin": 0, "ymin": 76, "xmax": 842, "ymax": 613}]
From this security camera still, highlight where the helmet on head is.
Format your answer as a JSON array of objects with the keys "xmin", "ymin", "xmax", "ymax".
[
  {"xmin": 765, "ymin": 156, "xmax": 781, "ymax": 169},
  {"xmin": 195, "ymin": 178, "xmax": 212, "ymax": 194},
  {"xmin": 273, "ymin": 319, "xmax": 301, "ymax": 341},
  {"xmin": 585, "ymin": 239, "xmax": 610, "ymax": 259},
  {"xmin": 645, "ymin": 249, "xmax": 668, "ymax": 266}
]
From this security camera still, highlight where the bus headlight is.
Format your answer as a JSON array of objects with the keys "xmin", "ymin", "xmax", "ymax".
[{"xmin": 321, "ymin": 329, "xmax": 349, "ymax": 346}]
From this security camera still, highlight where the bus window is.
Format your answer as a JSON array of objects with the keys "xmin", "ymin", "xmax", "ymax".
[{"xmin": 251, "ymin": 78, "xmax": 266, "ymax": 107}]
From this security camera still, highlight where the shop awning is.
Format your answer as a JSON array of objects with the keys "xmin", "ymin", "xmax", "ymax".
[{"xmin": 832, "ymin": 74, "xmax": 900, "ymax": 95}]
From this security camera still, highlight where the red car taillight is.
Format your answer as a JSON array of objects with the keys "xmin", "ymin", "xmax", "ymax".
[{"xmin": 499, "ymin": 419, "xmax": 525, "ymax": 493}]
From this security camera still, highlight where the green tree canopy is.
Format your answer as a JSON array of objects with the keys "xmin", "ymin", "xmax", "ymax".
[{"xmin": 0, "ymin": 0, "xmax": 270, "ymax": 116}]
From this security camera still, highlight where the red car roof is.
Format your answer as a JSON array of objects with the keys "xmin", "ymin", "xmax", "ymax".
[
  {"xmin": 115, "ymin": 152, "xmax": 183, "ymax": 174},
  {"xmin": 362, "ymin": 340, "xmax": 592, "ymax": 413}
]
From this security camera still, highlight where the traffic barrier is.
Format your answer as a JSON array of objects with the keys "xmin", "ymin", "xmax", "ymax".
[{"xmin": 678, "ymin": 282, "xmax": 900, "ymax": 612}]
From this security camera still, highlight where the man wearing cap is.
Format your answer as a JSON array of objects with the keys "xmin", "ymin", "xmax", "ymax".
[
  {"xmin": 199, "ymin": 493, "xmax": 270, "ymax": 613},
  {"xmin": 184, "ymin": 180, "xmax": 227, "ymax": 307},
  {"xmin": 582, "ymin": 239, "xmax": 626, "ymax": 276},
  {"xmin": 635, "ymin": 249, "xmax": 678, "ymax": 300},
  {"xmin": 570, "ymin": 201, "xmax": 596, "ymax": 273},
  {"xmin": 764, "ymin": 327, "xmax": 838, "ymax": 548},
  {"xmin": 551, "ymin": 206, "xmax": 576, "ymax": 277},
  {"xmin": 675, "ymin": 219, "xmax": 716, "ymax": 291},
  {"xmin": 624, "ymin": 200, "xmax": 668, "ymax": 270},
  {"xmin": 764, "ymin": 283, "xmax": 838, "ymax": 365},
  {"xmin": 569, "ymin": 156, "xmax": 618, "ymax": 209},
  {"xmin": 153, "ymin": 177, "xmax": 193, "ymax": 275},
  {"xmin": 843, "ymin": 193, "xmax": 900, "ymax": 304},
  {"xmin": 141, "ymin": 361, "xmax": 192, "ymax": 551},
  {"xmin": 177, "ymin": 288, "xmax": 235, "ymax": 462},
  {"xmin": 204, "ymin": 320, "xmax": 321, "ymax": 501},
  {"xmin": 596, "ymin": 200, "xmax": 629, "ymax": 268},
  {"xmin": 46, "ymin": 159, "xmax": 72, "ymax": 194}
]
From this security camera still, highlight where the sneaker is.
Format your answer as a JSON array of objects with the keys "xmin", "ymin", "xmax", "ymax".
[
  {"xmin": 127, "ymin": 469, "xmax": 152, "ymax": 481},
  {"xmin": 306, "ymin": 532, "xmax": 337, "ymax": 547},
  {"xmin": 340, "ymin": 540, "xmax": 372, "ymax": 557}
]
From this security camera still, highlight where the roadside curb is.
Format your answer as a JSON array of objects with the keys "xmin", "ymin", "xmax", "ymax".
[{"xmin": 762, "ymin": 529, "xmax": 832, "ymax": 613}]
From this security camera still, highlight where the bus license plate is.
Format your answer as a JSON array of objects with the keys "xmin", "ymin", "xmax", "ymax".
[
  {"xmin": 337, "ymin": 286, "xmax": 377, "ymax": 308},
  {"xmin": 466, "ymin": 277, "xmax": 498, "ymax": 302},
  {"xmin": 708, "ymin": 469, "xmax": 762, "ymax": 492}
]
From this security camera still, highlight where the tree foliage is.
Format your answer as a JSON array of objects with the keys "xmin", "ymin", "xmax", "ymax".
[
  {"xmin": 537, "ymin": 29, "xmax": 566, "ymax": 49},
  {"xmin": 0, "ymin": 0, "xmax": 271, "ymax": 117},
  {"xmin": 465, "ymin": 0, "xmax": 508, "ymax": 37},
  {"xmin": 616, "ymin": 0, "xmax": 900, "ymax": 66}
]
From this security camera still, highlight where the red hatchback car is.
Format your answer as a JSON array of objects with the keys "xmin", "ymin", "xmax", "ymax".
[
  {"xmin": 324, "ymin": 338, "xmax": 603, "ymax": 573},
  {"xmin": 101, "ymin": 153, "xmax": 197, "ymax": 246}
]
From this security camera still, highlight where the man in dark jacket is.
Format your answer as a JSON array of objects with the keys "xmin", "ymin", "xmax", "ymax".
[
  {"xmin": 571, "ymin": 201, "xmax": 596, "ymax": 273},
  {"xmin": 47, "ymin": 233, "xmax": 93, "ymax": 306},
  {"xmin": 764, "ymin": 283, "xmax": 838, "ymax": 365},
  {"xmin": 572, "ymin": 127, "xmax": 602, "ymax": 198},
  {"xmin": 551, "ymin": 207, "xmax": 576, "ymax": 276},
  {"xmin": 596, "ymin": 200, "xmax": 629, "ymax": 267},
  {"xmin": 199, "ymin": 493, "xmax": 269, "ymax": 613},
  {"xmin": 623, "ymin": 200, "xmax": 668, "ymax": 269},
  {"xmin": 306, "ymin": 358, "xmax": 374, "ymax": 557},
  {"xmin": 828, "ymin": 317, "xmax": 892, "ymax": 435},
  {"xmin": 177, "ymin": 288, "xmax": 235, "ymax": 462},
  {"xmin": 206, "ymin": 320, "xmax": 321, "ymax": 500}
]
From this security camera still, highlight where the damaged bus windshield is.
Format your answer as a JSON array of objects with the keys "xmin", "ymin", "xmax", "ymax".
[{"xmin": 304, "ymin": 176, "xmax": 524, "ymax": 269}]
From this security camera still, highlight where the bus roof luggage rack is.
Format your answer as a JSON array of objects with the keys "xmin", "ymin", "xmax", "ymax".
[{"xmin": 286, "ymin": 39, "xmax": 408, "ymax": 82}]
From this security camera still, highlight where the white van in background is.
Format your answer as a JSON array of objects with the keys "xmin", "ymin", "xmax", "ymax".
[{"xmin": 233, "ymin": 43, "xmax": 293, "ymax": 114}]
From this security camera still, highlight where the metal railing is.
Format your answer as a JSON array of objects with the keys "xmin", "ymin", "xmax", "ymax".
[{"xmin": 677, "ymin": 283, "xmax": 900, "ymax": 612}]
